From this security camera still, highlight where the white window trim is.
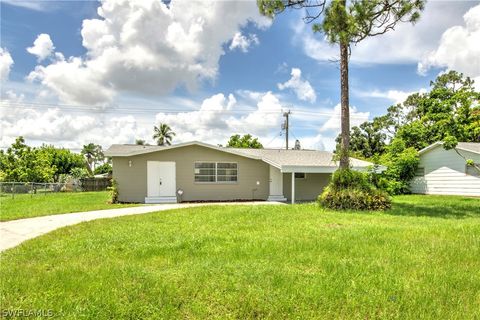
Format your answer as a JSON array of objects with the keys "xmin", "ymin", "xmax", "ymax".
[{"xmin": 194, "ymin": 161, "xmax": 239, "ymax": 184}]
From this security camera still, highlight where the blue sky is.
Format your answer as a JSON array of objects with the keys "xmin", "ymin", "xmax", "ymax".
[{"xmin": 1, "ymin": 0, "xmax": 479, "ymax": 151}]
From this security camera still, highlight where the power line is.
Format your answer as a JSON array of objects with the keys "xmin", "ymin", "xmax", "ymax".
[
  {"xmin": 0, "ymin": 101, "xmax": 371, "ymax": 119},
  {"xmin": 264, "ymin": 130, "xmax": 283, "ymax": 147}
]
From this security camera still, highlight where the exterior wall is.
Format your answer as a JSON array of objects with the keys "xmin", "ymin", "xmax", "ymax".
[
  {"xmin": 283, "ymin": 173, "xmax": 331, "ymax": 202},
  {"xmin": 410, "ymin": 147, "xmax": 480, "ymax": 196},
  {"xmin": 112, "ymin": 145, "xmax": 269, "ymax": 203}
]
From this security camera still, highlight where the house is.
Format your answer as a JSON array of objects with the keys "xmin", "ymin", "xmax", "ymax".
[
  {"xmin": 105, "ymin": 141, "xmax": 377, "ymax": 204},
  {"xmin": 410, "ymin": 142, "xmax": 480, "ymax": 196}
]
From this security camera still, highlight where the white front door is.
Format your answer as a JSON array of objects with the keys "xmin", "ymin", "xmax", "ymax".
[
  {"xmin": 267, "ymin": 165, "xmax": 287, "ymax": 202},
  {"xmin": 146, "ymin": 161, "xmax": 176, "ymax": 203}
]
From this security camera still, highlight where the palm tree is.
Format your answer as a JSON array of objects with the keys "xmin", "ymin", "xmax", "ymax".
[
  {"xmin": 81, "ymin": 143, "xmax": 96, "ymax": 174},
  {"xmin": 81, "ymin": 143, "xmax": 104, "ymax": 173},
  {"xmin": 153, "ymin": 123, "xmax": 175, "ymax": 146}
]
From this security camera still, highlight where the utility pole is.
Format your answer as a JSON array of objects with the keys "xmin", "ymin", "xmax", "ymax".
[{"xmin": 282, "ymin": 110, "xmax": 291, "ymax": 150}]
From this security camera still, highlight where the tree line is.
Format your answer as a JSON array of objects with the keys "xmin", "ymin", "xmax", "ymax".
[{"xmin": 0, "ymin": 138, "xmax": 110, "ymax": 183}]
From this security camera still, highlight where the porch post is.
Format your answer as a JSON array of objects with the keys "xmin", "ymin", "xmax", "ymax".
[{"xmin": 291, "ymin": 172, "xmax": 295, "ymax": 204}]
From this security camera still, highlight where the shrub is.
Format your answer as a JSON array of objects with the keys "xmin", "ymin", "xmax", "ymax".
[
  {"xmin": 107, "ymin": 179, "xmax": 119, "ymax": 204},
  {"xmin": 329, "ymin": 168, "xmax": 372, "ymax": 191},
  {"xmin": 376, "ymin": 139, "xmax": 419, "ymax": 195},
  {"xmin": 318, "ymin": 169, "xmax": 391, "ymax": 211}
]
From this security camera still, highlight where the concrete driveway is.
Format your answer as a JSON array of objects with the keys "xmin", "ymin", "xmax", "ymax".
[{"xmin": 0, "ymin": 202, "xmax": 284, "ymax": 252}]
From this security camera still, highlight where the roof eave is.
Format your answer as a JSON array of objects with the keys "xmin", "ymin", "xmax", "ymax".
[
  {"xmin": 104, "ymin": 141, "xmax": 263, "ymax": 160},
  {"xmin": 418, "ymin": 141, "xmax": 480, "ymax": 156},
  {"xmin": 280, "ymin": 164, "xmax": 382, "ymax": 173}
]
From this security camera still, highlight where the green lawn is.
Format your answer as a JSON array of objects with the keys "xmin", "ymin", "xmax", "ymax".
[
  {"xmin": 1, "ymin": 195, "xmax": 479, "ymax": 319},
  {"xmin": 0, "ymin": 191, "xmax": 139, "ymax": 221}
]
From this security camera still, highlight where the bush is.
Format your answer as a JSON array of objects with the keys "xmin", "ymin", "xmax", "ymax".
[
  {"xmin": 377, "ymin": 139, "xmax": 419, "ymax": 195},
  {"xmin": 107, "ymin": 179, "xmax": 119, "ymax": 204},
  {"xmin": 318, "ymin": 169, "xmax": 391, "ymax": 211}
]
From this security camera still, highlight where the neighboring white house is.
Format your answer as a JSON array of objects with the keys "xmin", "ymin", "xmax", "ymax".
[{"xmin": 410, "ymin": 142, "xmax": 480, "ymax": 196}]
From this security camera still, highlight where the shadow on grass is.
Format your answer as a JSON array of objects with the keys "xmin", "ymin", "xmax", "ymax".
[{"xmin": 388, "ymin": 197, "xmax": 480, "ymax": 219}]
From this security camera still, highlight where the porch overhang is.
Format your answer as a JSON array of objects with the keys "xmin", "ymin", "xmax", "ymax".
[{"xmin": 279, "ymin": 165, "xmax": 385, "ymax": 173}]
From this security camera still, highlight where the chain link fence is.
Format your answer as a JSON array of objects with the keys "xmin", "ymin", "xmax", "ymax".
[{"xmin": 0, "ymin": 178, "xmax": 111, "ymax": 198}]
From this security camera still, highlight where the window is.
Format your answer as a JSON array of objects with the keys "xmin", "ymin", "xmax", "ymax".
[
  {"xmin": 415, "ymin": 167, "xmax": 425, "ymax": 177},
  {"xmin": 195, "ymin": 162, "xmax": 238, "ymax": 183},
  {"xmin": 217, "ymin": 162, "xmax": 238, "ymax": 182},
  {"xmin": 295, "ymin": 172, "xmax": 306, "ymax": 179},
  {"xmin": 194, "ymin": 162, "xmax": 216, "ymax": 182},
  {"xmin": 466, "ymin": 164, "xmax": 480, "ymax": 177}
]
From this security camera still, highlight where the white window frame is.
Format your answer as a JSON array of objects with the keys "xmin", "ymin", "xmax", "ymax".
[{"xmin": 194, "ymin": 161, "xmax": 238, "ymax": 184}]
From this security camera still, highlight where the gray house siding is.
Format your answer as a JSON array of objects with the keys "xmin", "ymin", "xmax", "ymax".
[
  {"xmin": 112, "ymin": 145, "xmax": 269, "ymax": 203},
  {"xmin": 283, "ymin": 173, "xmax": 331, "ymax": 202}
]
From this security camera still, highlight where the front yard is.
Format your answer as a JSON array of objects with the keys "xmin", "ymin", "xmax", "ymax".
[
  {"xmin": 0, "ymin": 191, "xmax": 138, "ymax": 221},
  {"xmin": 1, "ymin": 195, "xmax": 479, "ymax": 319}
]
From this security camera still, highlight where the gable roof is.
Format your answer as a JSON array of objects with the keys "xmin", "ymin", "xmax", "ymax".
[
  {"xmin": 105, "ymin": 141, "xmax": 380, "ymax": 173},
  {"xmin": 105, "ymin": 141, "xmax": 259, "ymax": 159},
  {"xmin": 419, "ymin": 141, "xmax": 480, "ymax": 155}
]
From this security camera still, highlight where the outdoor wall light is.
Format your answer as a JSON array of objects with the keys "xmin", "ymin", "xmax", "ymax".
[
  {"xmin": 177, "ymin": 189, "xmax": 184, "ymax": 203},
  {"xmin": 256, "ymin": 181, "xmax": 260, "ymax": 185},
  {"xmin": 128, "ymin": 160, "xmax": 132, "ymax": 167}
]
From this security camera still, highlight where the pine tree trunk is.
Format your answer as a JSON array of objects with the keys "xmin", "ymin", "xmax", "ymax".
[{"xmin": 339, "ymin": 41, "xmax": 350, "ymax": 169}]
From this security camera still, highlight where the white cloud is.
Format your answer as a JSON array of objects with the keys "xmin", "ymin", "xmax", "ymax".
[
  {"xmin": 28, "ymin": 55, "xmax": 115, "ymax": 105},
  {"xmin": 0, "ymin": 48, "xmax": 14, "ymax": 81},
  {"xmin": 155, "ymin": 91, "xmax": 283, "ymax": 145},
  {"xmin": 0, "ymin": 92, "xmax": 149, "ymax": 149},
  {"xmin": 27, "ymin": 34, "xmax": 55, "ymax": 61},
  {"xmin": 1, "ymin": 0, "xmax": 48, "ymax": 11},
  {"xmin": 27, "ymin": 0, "xmax": 271, "ymax": 105},
  {"xmin": 295, "ymin": 1, "xmax": 475, "ymax": 65},
  {"xmin": 297, "ymin": 133, "xmax": 326, "ymax": 151},
  {"xmin": 277, "ymin": 68, "xmax": 316, "ymax": 103},
  {"xmin": 418, "ymin": 4, "xmax": 480, "ymax": 78},
  {"xmin": 229, "ymin": 32, "xmax": 259, "ymax": 52},
  {"xmin": 320, "ymin": 104, "xmax": 370, "ymax": 132},
  {"xmin": 1, "ymin": 87, "xmax": 355, "ymax": 152},
  {"xmin": 359, "ymin": 88, "xmax": 427, "ymax": 105}
]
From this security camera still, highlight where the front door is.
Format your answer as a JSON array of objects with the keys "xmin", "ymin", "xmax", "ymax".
[
  {"xmin": 267, "ymin": 165, "xmax": 287, "ymax": 202},
  {"xmin": 147, "ymin": 161, "xmax": 176, "ymax": 199}
]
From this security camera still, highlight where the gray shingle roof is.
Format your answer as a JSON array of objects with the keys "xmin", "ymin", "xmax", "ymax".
[
  {"xmin": 457, "ymin": 142, "xmax": 480, "ymax": 154},
  {"xmin": 105, "ymin": 141, "xmax": 375, "ymax": 169},
  {"xmin": 105, "ymin": 144, "xmax": 169, "ymax": 157},
  {"xmin": 230, "ymin": 148, "xmax": 372, "ymax": 168}
]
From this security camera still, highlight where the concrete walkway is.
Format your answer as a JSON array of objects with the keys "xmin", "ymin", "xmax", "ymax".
[{"xmin": 0, "ymin": 202, "xmax": 283, "ymax": 252}]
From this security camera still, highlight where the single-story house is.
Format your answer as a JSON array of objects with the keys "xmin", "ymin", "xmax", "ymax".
[
  {"xmin": 410, "ymin": 142, "xmax": 480, "ymax": 196},
  {"xmin": 105, "ymin": 141, "xmax": 377, "ymax": 204}
]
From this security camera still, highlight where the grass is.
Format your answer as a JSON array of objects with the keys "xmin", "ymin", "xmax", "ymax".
[
  {"xmin": 1, "ymin": 195, "xmax": 479, "ymax": 319},
  {"xmin": 0, "ymin": 191, "xmax": 139, "ymax": 221}
]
